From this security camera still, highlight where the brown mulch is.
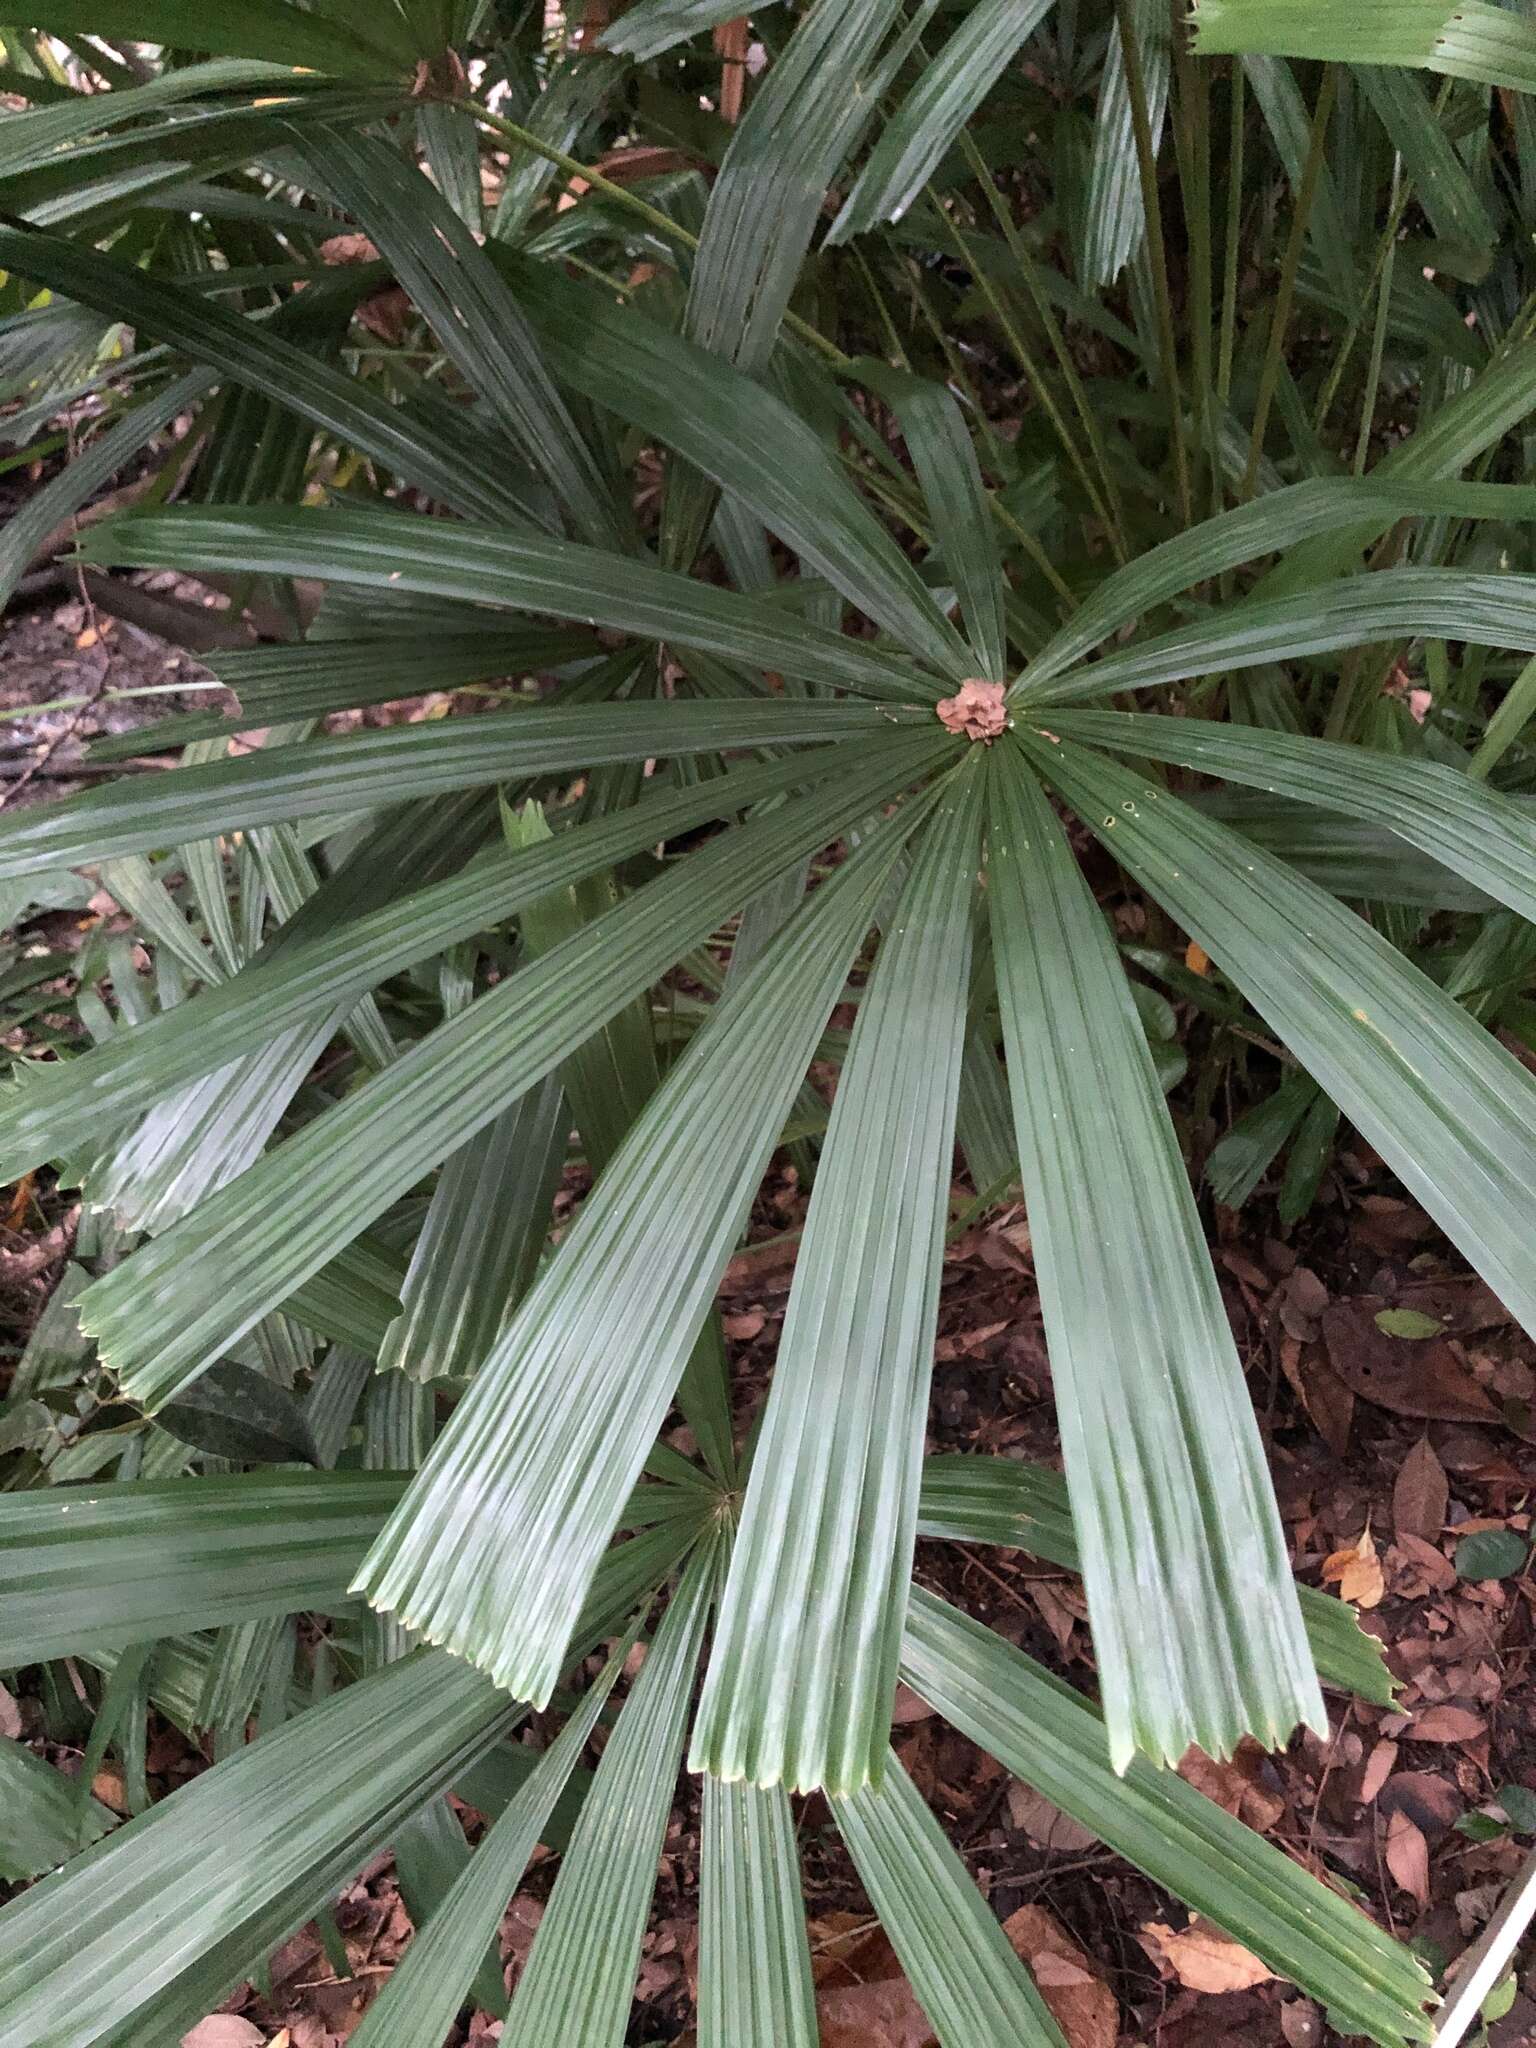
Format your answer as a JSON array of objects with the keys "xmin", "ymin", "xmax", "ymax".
[
  {"xmin": 8, "ymin": 1134, "xmax": 1530, "ymax": 2045},
  {"xmin": 690, "ymin": 1153, "xmax": 1536, "ymax": 2048}
]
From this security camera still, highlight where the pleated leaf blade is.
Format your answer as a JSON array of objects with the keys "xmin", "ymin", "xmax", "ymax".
[
  {"xmin": 500, "ymin": 1543, "xmax": 717, "ymax": 2048},
  {"xmin": 692, "ymin": 759, "xmax": 982, "ymax": 1793},
  {"xmin": 1049, "ymin": 709, "xmax": 1536, "ymax": 929},
  {"xmin": 830, "ymin": 0, "xmax": 1057, "ymax": 242},
  {"xmin": 0, "ymin": 1650, "xmax": 518, "ymax": 2048},
  {"xmin": 0, "ymin": 1470, "xmax": 404, "ymax": 1665},
  {"xmin": 358, "ymin": 793, "xmax": 935, "ymax": 1703},
  {"xmin": 1027, "ymin": 732, "xmax": 1536, "ymax": 1353},
  {"xmin": 915, "ymin": 1454, "xmax": 1397, "ymax": 1707},
  {"xmin": 287, "ymin": 128, "xmax": 620, "ymax": 548},
  {"xmin": 835, "ymin": 1752, "xmax": 1069, "ymax": 2048},
  {"xmin": 0, "ymin": 228, "xmax": 524, "ymax": 525},
  {"xmin": 1023, "ymin": 568, "xmax": 1536, "ymax": 708},
  {"xmin": 0, "ymin": 683, "xmax": 913, "ymax": 880},
  {"xmin": 698, "ymin": 1779, "xmax": 818, "ymax": 2048},
  {"xmin": 1018, "ymin": 477, "xmax": 1536, "ymax": 696},
  {"xmin": 79, "ymin": 502, "xmax": 945, "ymax": 705},
  {"xmin": 375, "ymin": 1079, "xmax": 566, "ymax": 1383},
  {"xmin": 984, "ymin": 744, "xmax": 1322, "ymax": 1772},
  {"xmin": 0, "ymin": 747, "xmax": 868, "ymax": 1184},
  {"xmin": 854, "ymin": 363, "xmax": 1006, "ymax": 678},
  {"xmin": 348, "ymin": 1637, "xmax": 633, "ymax": 2048},
  {"xmin": 1191, "ymin": 0, "xmax": 1536, "ymax": 92},
  {"xmin": 78, "ymin": 734, "xmax": 947, "ymax": 1410}
]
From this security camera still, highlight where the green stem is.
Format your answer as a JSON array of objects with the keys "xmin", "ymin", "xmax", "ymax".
[
  {"xmin": 850, "ymin": 239, "xmax": 910, "ymax": 369},
  {"xmin": 1471, "ymin": 652, "xmax": 1536, "ymax": 780},
  {"xmin": 1173, "ymin": 28, "xmax": 1216, "ymax": 519},
  {"xmin": 469, "ymin": 100, "xmax": 847, "ymax": 367},
  {"xmin": 954, "ymin": 130, "xmax": 1129, "ymax": 560},
  {"xmin": 1216, "ymin": 59, "xmax": 1245, "ymax": 412},
  {"xmin": 1352, "ymin": 153, "xmax": 1400, "ymax": 477},
  {"xmin": 1240, "ymin": 63, "xmax": 1336, "ymax": 502},
  {"xmin": 1119, "ymin": 0, "xmax": 1190, "ymax": 529},
  {"xmin": 1312, "ymin": 88, "xmax": 1434, "ymax": 436},
  {"xmin": 901, "ymin": 262, "xmax": 1077, "ymax": 611}
]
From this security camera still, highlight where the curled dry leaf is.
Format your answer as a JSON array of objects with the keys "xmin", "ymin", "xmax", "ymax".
[
  {"xmin": 1322, "ymin": 1528, "xmax": 1385, "ymax": 1609},
  {"xmin": 1027, "ymin": 1579, "xmax": 1081, "ymax": 1652},
  {"xmin": 1140, "ymin": 1918, "xmax": 1276, "ymax": 1994},
  {"xmin": 91, "ymin": 1767, "xmax": 128, "ymax": 1814},
  {"xmin": 1384, "ymin": 1810, "xmax": 1431, "ymax": 1906},
  {"xmin": 933, "ymin": 1319, "xmax": 1010, "ymax": 1362},
  {"xmin": 1278, "ymin": 1266, "xmax": 1329, "ymax": 1341},
  {"xmin": 1002, "ymin": 1904, "xmax": 1117, "ymax": 2048},
  {"xmin": 1379, "ymin": 1770, "xmax": 1462, "ymax": 1844}
]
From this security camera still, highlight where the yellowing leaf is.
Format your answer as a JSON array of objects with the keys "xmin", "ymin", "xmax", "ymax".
[{"xmin": 1321, "ymin": 1528, "xmax": 1385, "ymax": 1609}]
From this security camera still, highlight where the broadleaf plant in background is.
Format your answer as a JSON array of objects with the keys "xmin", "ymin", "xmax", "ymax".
[{"xmin": 7, "ymin": 0, "xmax": 1536, "ymax": 2037}]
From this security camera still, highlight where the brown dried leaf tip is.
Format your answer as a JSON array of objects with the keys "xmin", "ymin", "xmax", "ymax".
[{"xmin": 936, "ymin": 677, "xmax": 1010, "ymax": 742}]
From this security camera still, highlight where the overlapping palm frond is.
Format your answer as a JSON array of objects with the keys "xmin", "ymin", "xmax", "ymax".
[{"xmin": 7, "ymin": 3, "xmax": 1536, "ymax": 2040}]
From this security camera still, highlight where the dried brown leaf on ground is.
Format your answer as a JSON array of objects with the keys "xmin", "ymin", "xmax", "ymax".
[
  {"xmin": 1393, "ymin": 1437, "xmax": 1450, "ymax": 1542},
  {"xmin": 1001, "ymin": 1904, "xmax": 1117, "ymax": 2048},
  {"xmin": 1177, "ymin": 1743, "xmax": 1286, "ymax": 1832},
  {"xmin": 1006, "ymin": 1781, "xmax": 1101, "ymax": 1853},
  {"xmin": 91, "ymin": 1765, "xmax": 128, "ymax": 1813},
  {"xmin": 890, "ymin": 1682, "xmax": 934, "ymax": 1725},
  {"xmin": 1321, "ymin": 1302, "xmax": 1502, "ymax": 1421},
  {"xmin": 933, "ymin": 1319, "xmax": 1010, "ymax": 1361},
  {"xmin": 1378, "ymin": 1771, "xmax": 1463, "ymax": 1844},
  {"xmin": 1027, "ymin": 1578, "xmax": 1082, "ymax": 1652},
  {"xmin": 810, "ymin": 1920, "xmax": 935, "ymax": 2048},
  {"xmin": 1360, "ymin": 1738, "xmax": 1398, "ymax": 1804},
  {"xmin": 1410, "ymin": 1704, "xmax": 1487, "ymax": 1743},
  {"xmin": 1279, "ymin": 1996, "xmax": 1326, "ymax": 2046},
  {"xmin": 1390, "ymin": 1531, "xmax": 1458, "ymax": 1596},
  {"xmin": 1140, "ymin": 1918, "xmax": 1277, "ymax": 1994},
  {"xmin": 180, "ymin": 2020, "xmax": 265, "ymax": 2048},
  {"xmin": 1384, "ymin": 1810, "xmax": 1431, "ymax": 1906},
  {"xmin": 1276, "ymin": 1333, "xmax": 1355, "ymax": 1456},
  {"xmin": 1322, "ymin": 1527, "xmax": 1386, "ymax": 1609}
]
